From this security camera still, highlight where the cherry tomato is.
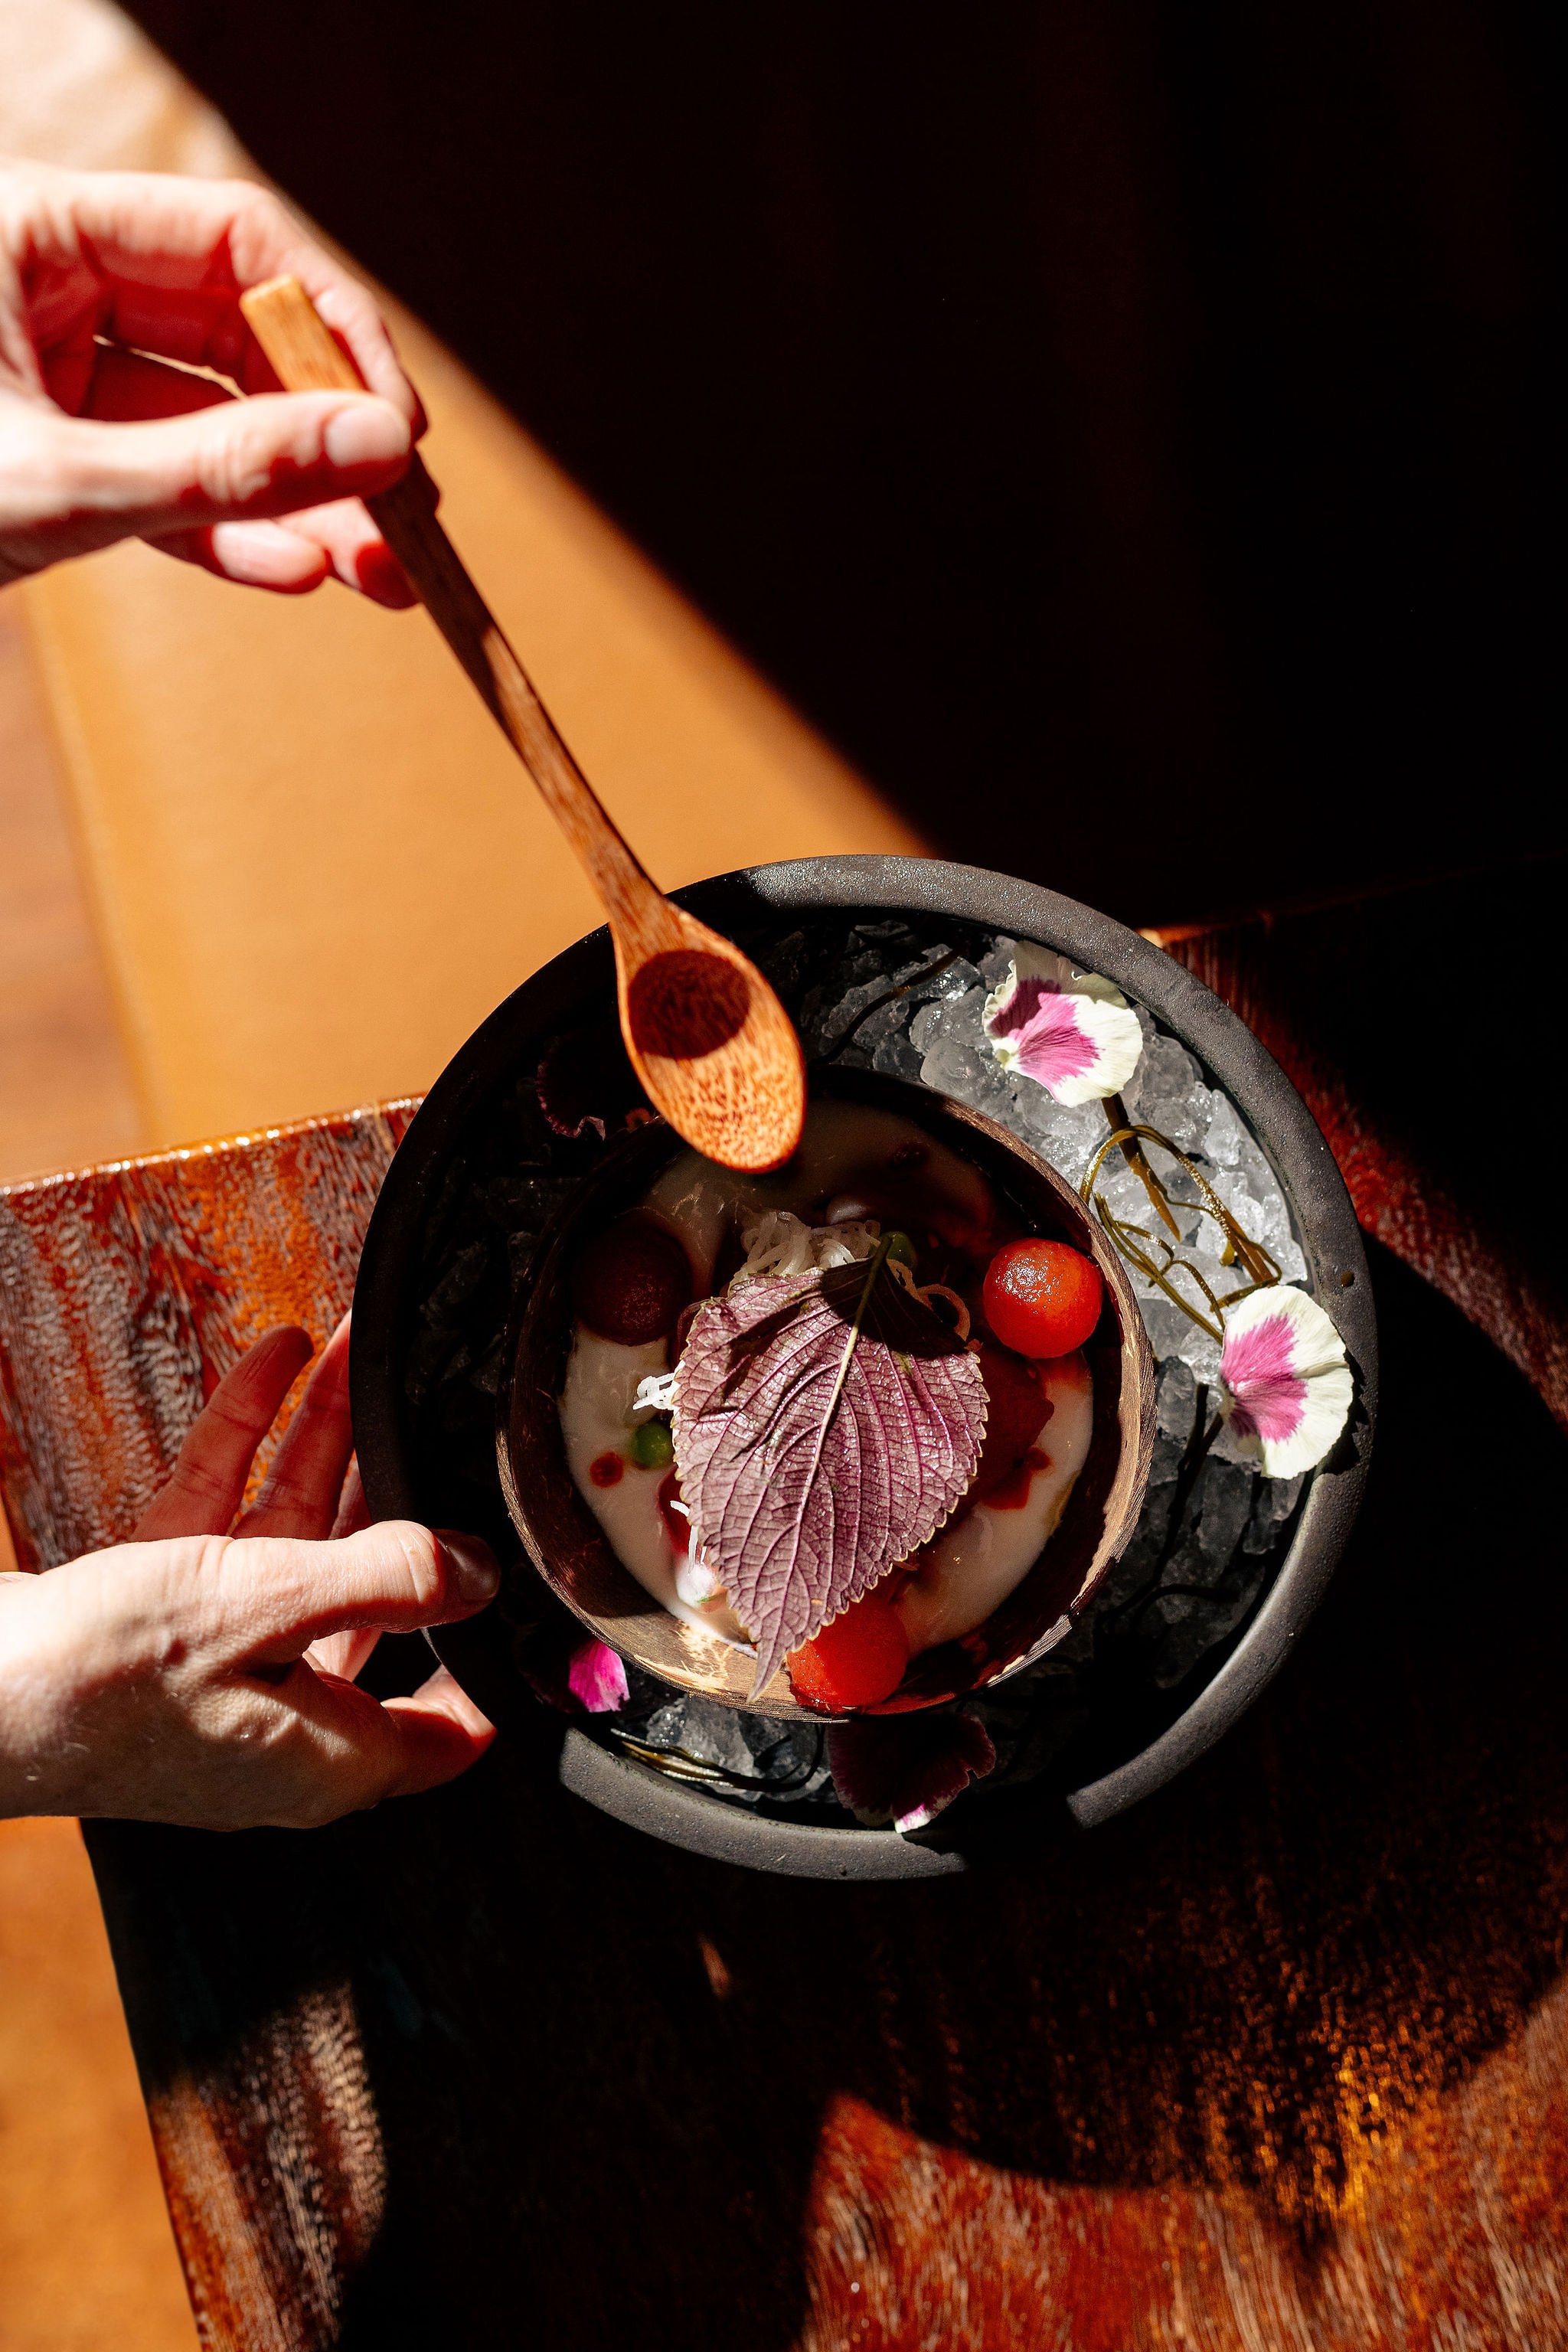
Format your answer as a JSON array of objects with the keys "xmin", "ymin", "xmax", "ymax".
[
  {"xmin": 789, "ymin": 1593, "xmax": 910, "ymax": 1710},
  {"xmin": 982, "ymin": 1237, "xmax": 1102, "ymax": 1357},
  {"xmin": 572, "ymin": 1217, "xmax": 691, "ymax": 1344}
]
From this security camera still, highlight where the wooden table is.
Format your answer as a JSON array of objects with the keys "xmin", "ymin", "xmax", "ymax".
[{"xmin": 2, "ymin": 862, "xmax": 1565, "ymax": 2351}]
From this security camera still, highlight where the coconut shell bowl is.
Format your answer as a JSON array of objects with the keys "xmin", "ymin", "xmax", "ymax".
[{"xmin": 498, "ymin": 1064, "xmax": 1155, "ymax": 1722}]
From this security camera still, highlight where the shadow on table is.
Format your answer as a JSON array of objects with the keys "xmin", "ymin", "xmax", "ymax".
[
  {"xmin": 207, "ymin": 1232, "xmax": 1562, "ymax": 2346},
  {"xmin": 775, "ymin": 1238, "xmax": 1568, "ymax": 2213},
  {"xmin": 121, "ymin": 0, "xmax": 1561, "ymax": 929}
]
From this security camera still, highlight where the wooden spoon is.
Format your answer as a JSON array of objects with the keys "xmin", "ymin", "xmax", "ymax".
[{"xmin": 240, "ymin": 276, "xmax": 805, "ymax": 1174}]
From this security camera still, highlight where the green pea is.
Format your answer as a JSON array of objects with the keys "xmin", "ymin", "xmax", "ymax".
[
  {"xmin": 629, "ymin": 1416, "xmax": 675, "ymax": 1471},
  {"xmin": 883, "ymin": 1230, "xmax": 919, "ymax": 1272}
]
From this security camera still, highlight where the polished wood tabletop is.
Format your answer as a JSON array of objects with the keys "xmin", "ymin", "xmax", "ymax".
[{"xmin": 1, "ymin": 861, "xmax": 1563, "ymax": 2351}]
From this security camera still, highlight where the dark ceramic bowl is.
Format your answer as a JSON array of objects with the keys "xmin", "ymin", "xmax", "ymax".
[
  {"xmin": 351, "ymin": 856, "xmax": 1376, "ymax": 1880},
  {"xmin": 498, "ymin": 1063, "xmax": 1155, "ymax": 1721}
]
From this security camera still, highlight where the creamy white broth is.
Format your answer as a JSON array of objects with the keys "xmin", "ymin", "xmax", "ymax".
[
  {"xmin": 893, "ymin": 1351, "xmax": 1093, "ymax": 1651},
  {"xmin": 557, "ymin": 1098, "xmax": 1093, "ymax": 1671},
  {"xmin": 557, "ymin": 1328, "xmax": 751, "ymax": 1647}
]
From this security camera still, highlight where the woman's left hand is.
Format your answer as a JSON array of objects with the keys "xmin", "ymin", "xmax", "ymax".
[{"xmin": 0, "ymin": 1318, "xmax": 498, "ymax": 1830}]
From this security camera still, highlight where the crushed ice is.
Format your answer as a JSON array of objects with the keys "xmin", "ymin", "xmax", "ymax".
[{"xmin": 612, "ymin": 923, "xmax": 1321, "ymax": 1810}]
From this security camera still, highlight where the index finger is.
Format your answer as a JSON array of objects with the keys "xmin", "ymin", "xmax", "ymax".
[
  {"xmin": 133, "ymin": 1325, "xmax": 312, "ymax": 1541},
  {"xmin": 15, "ymin": 162, "xmax": 420, "ymax": 423},
  {"xmin": 234, "ymin": 1314, "xmax": 354, "ymax": 1541}
]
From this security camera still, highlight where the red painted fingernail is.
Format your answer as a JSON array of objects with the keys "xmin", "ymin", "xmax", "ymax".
[{"xmin": 435, "ymin": 1529, "xmax": 500, "ymax": 1605}]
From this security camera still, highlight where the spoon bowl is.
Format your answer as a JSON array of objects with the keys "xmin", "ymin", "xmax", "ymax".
[{"xmin": 614, "ymin": 901, "xmax": 805, "ymax": 1172}]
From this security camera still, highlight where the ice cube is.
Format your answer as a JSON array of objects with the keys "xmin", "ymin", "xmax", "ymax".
[
  {"xmin": 928, "ymin": 954, "xmax": 984, "ymax": 1001},
  {"xmin": 1093, "ymin": 1159, "xmax": 1156, "ymax": 1230},
  {"xmin": 1193, "ymin": 1457, "xmax": 1253, "ymax": 1579},
  {"xmin": 736, "ymin": 1713, "xmax": 832, "ymax": 1798},
  {"xmin": 871, "ymin": 1027, "xmax": 926, "ymax": 1082},
  {"xmin": 1207, "ymin": 1165, "xmax": 1304, "ymax": 1279},
  {"xmin": 640, "ymin": 1697, "xmax": 692, "ymax": 1750},
  {"xmin": 1125, "ymin": 1034, "xmax": 1210, "ymax": 1152},
  {"xmin": 1241, "ymin": 1469, "xmax": 1305, "ymax": 1548},
  {"xmin": 645, "ymin": 1697, "xmax": 756, "ymax": 1779},
  {"xmin": 1135, "ymin": 1288, "xmax": 1223, "ymax": 1383},
  {"xmin": 1200, "ymin": 1090, "xmax": 1248, "ymax": 1168},
  {"xmin": 909, "ymin": 998, "xmax": 946, "ymax": 1054},
  {"xmin": 978, "ymin": 936, "xmax": 1019, "ymax": 988},
  {"xmin": 1149, "ymin": 1581, "xmax": 1259, "ymax": 1688},
  {"xmin": 917, "ymin": 989, "xmax": 1018, "ymax": 1119},
  {"xmin": 1157, "ymin": 1357, "xmax": 1199, "ymax": 1440},
  {"xmin": 1012, "ymin": 1089, "xmax": 1111, "ymax": 1185}
]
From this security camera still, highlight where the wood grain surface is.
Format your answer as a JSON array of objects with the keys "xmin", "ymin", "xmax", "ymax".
[
  {"xmin": 0, "ymin": 1818, "xmax": 197, "ymax": 2352},
  {"xmin": 2, "ymin": 871, "xmax": 1564, "ymax": 2350}
]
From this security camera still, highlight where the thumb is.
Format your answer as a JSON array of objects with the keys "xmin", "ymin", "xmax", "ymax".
[
  {"xmin": 209, "ymin": 1519, "xmax": 501, "ymax": 1668},
  {"xmin": 45, "ymin": 390, "xmax": 411, "ymax": 550}
]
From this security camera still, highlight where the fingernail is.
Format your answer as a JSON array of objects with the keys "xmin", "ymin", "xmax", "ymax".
[
  {"xmin": 435, "ymin": 1529, "xmax": 501, "ymax": 1606},
  {"xmin": 322, "ymin": 399, "xmax": 410, "ymax": 470},
  {"xmin": 354, "ymin": 538, "xmax": 416, "ymax": 606}
]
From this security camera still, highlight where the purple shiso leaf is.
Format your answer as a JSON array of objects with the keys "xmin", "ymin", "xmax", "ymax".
[
  {"xmin": 567, "ymin": 1636, "xmax": 630, "ymax": 1714},
  {"xmin": 1219, "ymin": 1284, "xmax": 1353, "ymax": 1478},
  {"xmin": 827, "ymin": 1710, "xmax": 997, "ymax": 1831},
  {"xmin": 673, "ymin": 1255, "xmax": 988, "ymax": 1696},
  {"xmin": 982, "ymin": 943, "xmax": 1143, "ymax": 1106}
]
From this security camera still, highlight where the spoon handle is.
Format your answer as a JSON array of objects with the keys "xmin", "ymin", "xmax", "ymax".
[{"xmin": 240, "ymin": 276, "xmax": 659, "ymax": 933}]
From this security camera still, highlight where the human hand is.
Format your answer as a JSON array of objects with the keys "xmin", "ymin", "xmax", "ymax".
[
  {"xmin": 0, "ymin": 1319, "xmax": 498, "ymax": 1830},
  {"xmin": 0, "ymin": 157, "xmax": 423, "ymax": 603}
]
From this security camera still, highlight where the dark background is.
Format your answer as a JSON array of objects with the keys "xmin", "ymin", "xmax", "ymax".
[{"xmin": 126, "ymin": 0, "xmax": 1557, "ymax": 928}]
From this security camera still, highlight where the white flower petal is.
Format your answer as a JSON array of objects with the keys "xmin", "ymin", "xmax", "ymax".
[
  {"xmin": 1220, "ymin": 1283, "xmax": 1353, "ymax": 1478},
  {"xmin": 1065, "ymin": 969, "xmax": 1129, "ymax": 1008},
  {"xmin": 982, "ymin": 948, "xmax": 1139, "ymax": 1102},
  {"xmin": 1047, "ymin": 993, "xmax": 1145, "ymax": 1104}
]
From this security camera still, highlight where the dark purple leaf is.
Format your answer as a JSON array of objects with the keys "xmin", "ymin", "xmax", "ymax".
[
  {"xmin": 827, "ymin": 1710, "xmax": 997, "ymax": 1829},
  {"xmin": 535, "ymin": 1018, "xmax": 646, "ymax": 1140},
  {"xmin": 672, "ymin": 1247, "xmax": 988, "ymax": 1693}
]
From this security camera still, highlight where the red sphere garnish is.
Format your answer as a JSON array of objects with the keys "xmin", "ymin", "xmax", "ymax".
[
  {"xmin": 572, "ymin": 1217, "xmax": 692, "ymax": 1344},
  {"xmin": 972, "ymin": 1342, "xmax": 1053, "ymax": 1498},
  {"xmin": 983, "ymin": 1238, "xmax": 1102, "ymax": 1357},
  {"xmin": 589, "ymin": 1450, "xmax": 625, "ymax": 1488},
  {"xmin": 985, "ymin": 1444, "xmax": 1051, "ymax": 1511},
  {"xmin": 789, "ymin": 1592, "xmax": 910, "ymax": 1711}
]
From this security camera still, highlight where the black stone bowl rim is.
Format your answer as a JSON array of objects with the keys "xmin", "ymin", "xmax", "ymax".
[{"xmin": 351, "ymin": 854, "xmax": 1377, "ymax": 1882}]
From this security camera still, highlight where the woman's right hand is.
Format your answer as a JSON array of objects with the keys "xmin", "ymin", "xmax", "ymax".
[{"xmin": 0, "ymin": 157, "xmax": 423, "ymax": 603}]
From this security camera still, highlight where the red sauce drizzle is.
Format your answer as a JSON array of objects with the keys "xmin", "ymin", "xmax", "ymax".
[
  {"xmin": 985, "ymin": 1445, "xmax": 1051, "ymax": 1511},
  {"xmin": 656, "ymin": 1468, "xmax": 689, "ymax": 1551}
]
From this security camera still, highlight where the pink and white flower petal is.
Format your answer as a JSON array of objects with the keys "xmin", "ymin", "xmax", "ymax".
[
  {"xmin": 567, "ymin": 1636, "xmax": 630, "ymax": 1713},
  {"xmin": 1219, "ymin": 1284, "xmax": 1354, "ymax": 1479},
  {"xmin": 982, "ymin": 945, "xmax": 1143, "ymax": 1106}
]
